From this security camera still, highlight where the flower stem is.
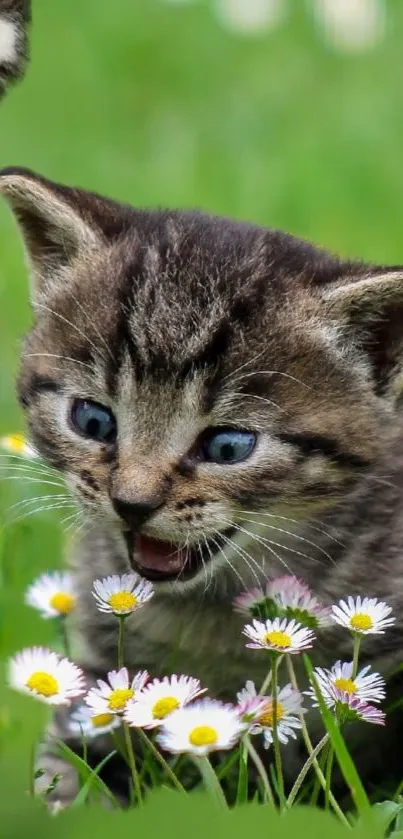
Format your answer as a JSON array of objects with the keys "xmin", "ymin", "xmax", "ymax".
[
  {"xmin": 286, "ymin": 657, "xmax": 349, "ymax": 827},
  {"xmin": 136, "ymin": 728, "xmax": 187, "ymax": 794},
  {"xmin": 194, "ymin": 756, "xmax": 228, "ymax": 809},
  {"xmin": 117, "ymin": 616, "xmax": 125, "ymax": 669},
  {"xmin": 81, "ymin": 733, "xmax": 88, "ymax": 769},
  {"xmin": 352, "ymin": 634, "xmax": 361, "ymax": 679},
  {"xmin": 325, "ymin": 745, "xmax": 335, "ymax": 811},
  {"xmin": 259, "ymin": 654, "xmax": 283, "ymax": 695},
  {"xmin": 286, "ymin": 733, "xmax": 329, "ymax": 809},
  {"xmin": 29, "ymin": 741, "xmax": 36, "ymax": 797},
  {"xmin": 59, "ymin": 616, "xmax": 71, "ymax": 659},
  {"xmin": 123, "ymin": 722, "xmax": 142, "ymax": 807},
  {"xmin": 244, "ymin": 735, "xmax": 275, "ymax": 807},
  {"xmin": 271, "ymin": 655, "xmax": 286, "ymax": 809}
]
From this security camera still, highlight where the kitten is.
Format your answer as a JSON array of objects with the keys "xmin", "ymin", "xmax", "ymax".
[
  {"xmin": 0, "ymin": 0, "xmax": 30, "ymax": 100},
  {"xmin": 2, "ymin": 166, "xmax": 403, "ymax": 805}
]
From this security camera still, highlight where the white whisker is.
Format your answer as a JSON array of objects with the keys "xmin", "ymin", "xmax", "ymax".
[
  {"xmin": 218, "ymin": 531, "xmax": 262, "ymax": 588},
  {"xmin": 9, "ymin": 500, "xmax": 76, "ymax": 525},
  {"xmin": 35, "ymin": 302, "xmax": 107, "ymax": 364},
  {"xmin": 66, "ymin": 290, "xmax": 115, "ymax": 363},
  {"xmin": 222, "ymin": 520, "xmax": 294, "ymax": 575},
  {"xmin": 6, "ymin": 493, "xmax": 71, "ymax": 514},
  {"xmin": 24, "ymin": 353, "xmax": 94, "ymax": 371},
  {"xmin": 209, "ymin": 534, "xmax": 247, "ymax": 590},
  {"xmin": 0, "ymin": 476, "xmax": 66, "ymax": 489},
  {"xmin": 238, "ymin": 509, "xmax": 344, "ymax": 548},
  {"xmin": 239, "ymin": 516, "xmax": 336, "ymax": 566}
]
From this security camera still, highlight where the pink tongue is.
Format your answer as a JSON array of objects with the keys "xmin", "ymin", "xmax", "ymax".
[{"xmin": 136, "ymin": 535, "xmax": 184, "ymax": 573}]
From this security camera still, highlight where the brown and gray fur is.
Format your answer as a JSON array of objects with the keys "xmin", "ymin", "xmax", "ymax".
[
  {"xmin": 0, "ymin": 0, "xmax": 30, "ymax": 100},
  {"xmin": 2, "ymin": 165, "xmax": 403, "ymax": 805}
]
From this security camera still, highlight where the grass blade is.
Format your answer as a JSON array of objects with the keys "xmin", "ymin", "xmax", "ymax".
[{"xmin": 303, "ymin": 655, "xmax": 371, "ymax": 820}]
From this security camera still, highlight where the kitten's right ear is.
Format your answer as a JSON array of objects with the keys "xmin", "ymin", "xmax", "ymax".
[{"xmin": 0, "ymin": 167, "xmax": 103, "ymax": 300}]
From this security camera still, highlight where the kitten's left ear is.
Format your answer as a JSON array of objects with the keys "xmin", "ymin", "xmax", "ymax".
[
  {"xmin": 0, "ymin": 166, "xmax": 104, "ymax": 300},
  {"xmin": 320, "ymin": 267, "xmax": 403, "ymax": 390}
]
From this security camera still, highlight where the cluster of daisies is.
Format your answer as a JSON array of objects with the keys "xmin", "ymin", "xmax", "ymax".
[{"xmin": 8, "ymin": 567, "xmax": 395, "ymax": 758}]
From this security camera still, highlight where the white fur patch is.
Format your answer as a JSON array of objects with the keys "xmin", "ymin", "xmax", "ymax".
[{"xmin": 0, "ymin": 18, "xmax": 18, "ymax": 65}]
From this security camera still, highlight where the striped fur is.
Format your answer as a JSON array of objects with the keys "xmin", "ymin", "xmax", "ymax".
[
  {"xmin": 0, "ymin": 0, "xmax": 30, "ymax": 99},
  {"xmin": 2, "ymin": 169, "xmax": 403, "ymax": 804}
]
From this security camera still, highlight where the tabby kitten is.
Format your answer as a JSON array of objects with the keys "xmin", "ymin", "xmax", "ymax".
[
  {"xmin": 2, "ymin": 166, "xmax": 403, "ymax": 805},
  {"xmin": 0, "ymin": 0, "xmax": 30, "ymax": 100}
]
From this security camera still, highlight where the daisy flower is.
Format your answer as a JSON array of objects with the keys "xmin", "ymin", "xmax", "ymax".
[
  {"xmin": 0, "ymin": 433, "xmax": 39, "ymax": 459},
  {"xmin": 237, "ymin": 680, "xmax": 303, "ymax": 748},
  {"xmin": 124, "ymin": 674, "xmax": 206, "ymax": 728},
  {"xmin": 267, "ymin": 576, "xmax": 331, "ymax": 628},
  {"xmin": 306, "ymin": 661, "xmax": 385, "ymax": 708},
  {"xmin": 157, "ymin": 698, "xmax": 245, "ymax": 756},
  {"xmin": 69, "ymin": 704, "xmax": 121, "ymax": 739},
  {"xmin": 234, "ymin": 576, "xmax": 330, "ymax": 628},
  {"xmin": 243, "ymin": 617, "xmax": 315, "ymax": 654},
  {"xmin": 329, "ymin": 688, "xmax": 385, "ymax": 726},
  {"xmin": 234, "ymin": 587, "xmax": 279, "ymax": 620},
  {"xmin": 92, "ymin": 573, "xmax": 154, "ymax": 616},
  {"xmin": 332, "ymin": 596, "xmax": 395, "ymax": 635},
  {"xmin": 85, "ymin": 667, "xmax": 148, "ymax": 715},
  {"xmin": 8, "ymin": 647, "xmax": 85, "ymax": 705},
  {"xmin": 25, "ymin": 571, "xmax": 76, "ymax": 619}
]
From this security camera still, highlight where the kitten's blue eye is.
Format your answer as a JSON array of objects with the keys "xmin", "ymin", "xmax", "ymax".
[
  {"xmin": 71, "ymin": 399, "xmax": 117, "ymax": 443},
  {"xmin": 201, "ymin": 428, "xmax": 256, "ymax": 464}
]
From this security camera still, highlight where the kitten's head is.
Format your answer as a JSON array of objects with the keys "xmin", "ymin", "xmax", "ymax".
[
  {"xmin": 0, "ymin": 1, "xmax": 31, "ymax": 101},
  {"xmin": 1, "ymin": 167, "xmax": 403, "ymax": 588}
]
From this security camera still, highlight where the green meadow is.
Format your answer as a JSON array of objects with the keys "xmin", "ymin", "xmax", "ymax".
[{"xmin": 1, "ymin": 1, "xmax": 403, "ymax": 833}]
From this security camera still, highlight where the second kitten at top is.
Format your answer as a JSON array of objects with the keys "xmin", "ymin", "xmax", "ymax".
[{"xmin": 2, "ymin": 166, "xmax": 403, "ymax": 803}]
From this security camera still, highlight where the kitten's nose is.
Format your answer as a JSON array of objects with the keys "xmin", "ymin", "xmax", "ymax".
[{"xmin": 112, "ymin": 496, "xmax": 163, "ymax": 529}]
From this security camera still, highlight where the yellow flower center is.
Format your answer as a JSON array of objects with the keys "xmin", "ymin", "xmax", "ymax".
[
  {"xmin": 333, "ymin": 677, "xmax": 357, "ymax": 695},
  {"xmin": 26, "ymin": 671, "xmax": 59, "ymax": 697},
  {"xmin": 3, "ymin": 434, "xmax": 26, "ymax": 453},
  {"xmin": 91, "ymin": 712, "xmax": 115, "ymax": 728},
  {"xmin": 152, "ymin": 696, "xmax": 180, "ymax": 719},
  {"xmin": 50, "ymin": 592, "xmax": 76, "ymax": 615},
  {"xmin": 263, "ymin": 630, "xmax": 292, "ymax": 649},
  {"xmin": 258, "ymin": 700, "xmax": 284, "ymax": 727},
  {"xmin": 108, "ymin": 688, "xmax": 134, "ymax": 711},
  {"xmin": 189, "ymin": 725, "xmax": 218, "ymax": 747},
  {"xmin": 108, "ymin": 592, "xmax": 137, "ymax": 613},
  {"xmin": 350, "ymin": 613, "xmax": 373, "ymax": 632}
]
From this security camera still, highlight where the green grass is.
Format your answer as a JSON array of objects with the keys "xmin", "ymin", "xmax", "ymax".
[{"xmin": 1, "ymin": 0, "xmax": 403, "ymax": 829}]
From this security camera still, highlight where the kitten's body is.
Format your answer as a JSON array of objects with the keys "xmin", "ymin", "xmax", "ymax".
[{"xmin": 2, "ymin": 166, "xmax": 403, "ymax": 805}]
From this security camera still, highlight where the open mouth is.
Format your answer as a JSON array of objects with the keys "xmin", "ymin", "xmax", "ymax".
[{"xmin": 124, "ymin": 528, "xmax": 236, "ymax": 583}]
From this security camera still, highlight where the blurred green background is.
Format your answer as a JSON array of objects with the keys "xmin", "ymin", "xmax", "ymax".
[{"xmin": 0, "ymin": 0, "xmax": 402, "ymax": 816}]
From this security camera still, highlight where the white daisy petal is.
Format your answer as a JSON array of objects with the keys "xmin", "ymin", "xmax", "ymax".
[
  {"xmin": 331, "ymin": 596, "xmax": 395, "ymax": 635},
  {"xmin": 233, "ymin": 588, "xmax": 272, "ymax": 617},
  {"xmin": 157, "ymin": 698, "xmax": 245, "ymax": 755},
  {"xmin": 306, "ymin": 661, "xmax": 385, "ymax": 708},
  {"xmin": 124, "ymin": 674, "xmax": 206, "ymax": 728},
  {"xmin": 69, "ymin": 704, "xmax": 121, "ymax": 739},
  {"xmin": 85, "ymin": 667, "xmax": 149, "ymax": 715},
  {"xmin": 243, "ymin": 616, "xmax": 315, "ymax": 654},
  {"xmin": 8, "ymin": 647, "xmax": 86, "ymax": 706},
  {"xmin": 267, "ymin": 576, "xmax": 331, "ymax": 628},
  {"xmin": 234, "ymin": 577, "xmax": 330, "ymax": 627},
  {"xmin": 236, "ymin": 680, "xmax": 304, "ymax": 746},
  {"xmin": 25, "ymin": 571, "xmax": 76, "ymax": 619},
  {"xmin": 328, "ymin": 688, "xmax": 385, "ymax": 726},
  {"xmin": 92, "ymin": 573, "xmax": 154, "ymax": 616}
]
